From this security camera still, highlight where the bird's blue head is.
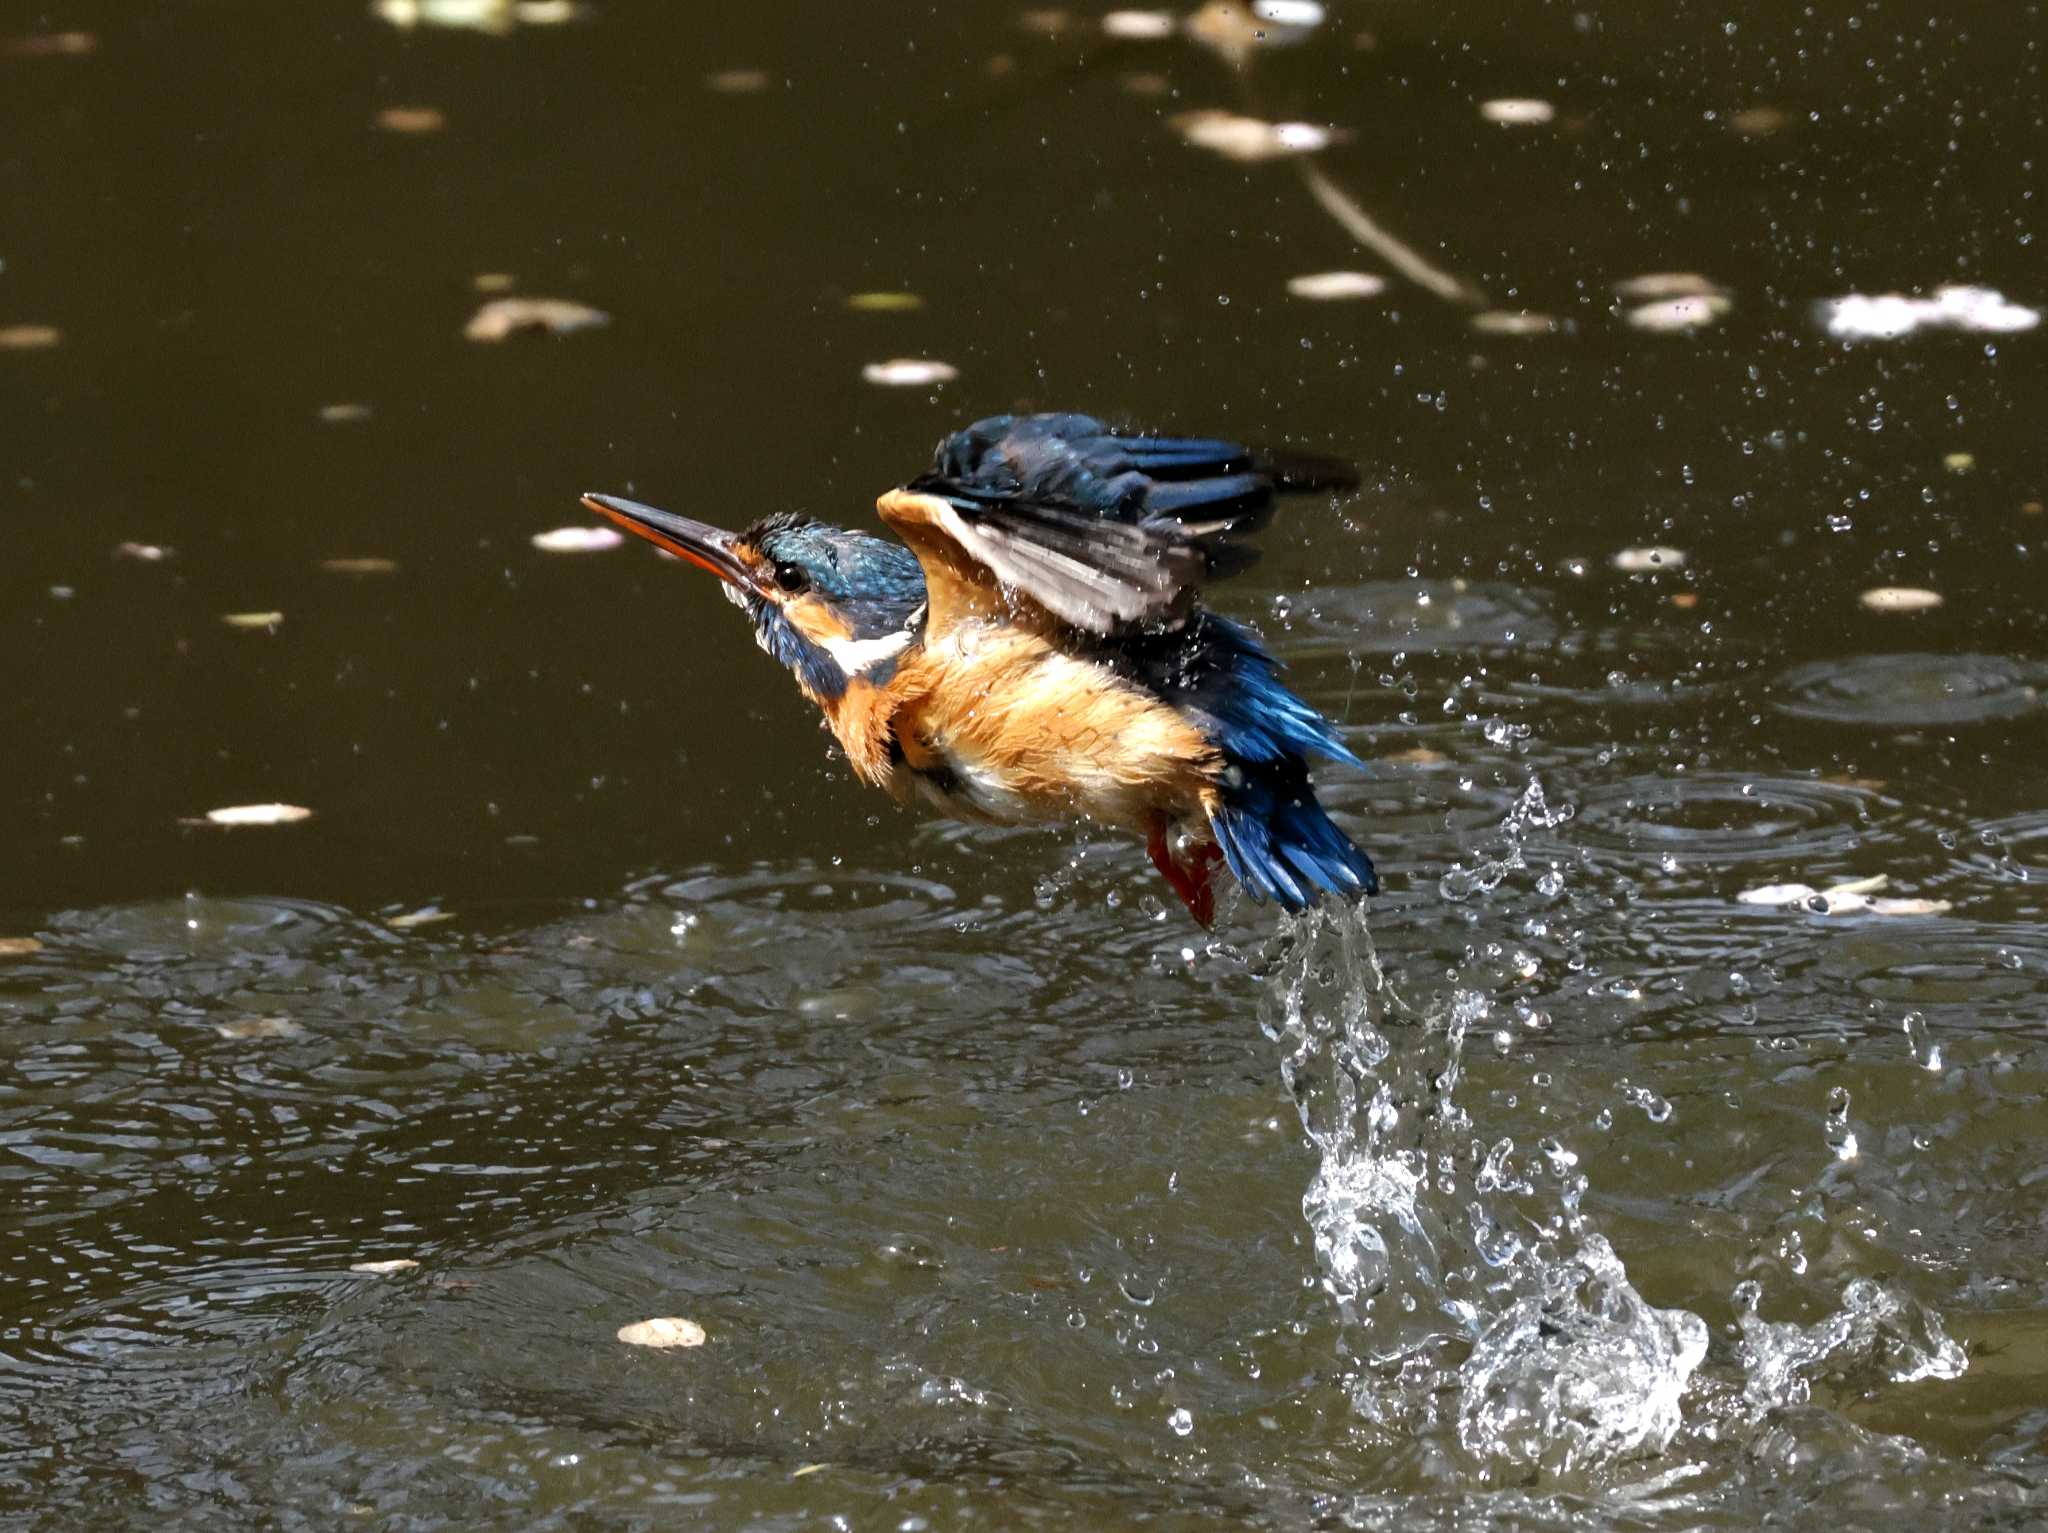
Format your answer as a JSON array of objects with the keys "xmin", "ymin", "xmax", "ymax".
[{"xmin": 581, "ymin": 495, "xmax": 927, "ymax": 703}]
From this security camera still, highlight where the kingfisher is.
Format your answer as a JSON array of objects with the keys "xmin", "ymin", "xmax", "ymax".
[{"xmin": 581, "ymin": 413, "xmax": 1376, "ymax": 925}]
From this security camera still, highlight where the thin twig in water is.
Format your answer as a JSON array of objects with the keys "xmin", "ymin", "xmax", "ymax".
[{"xmin": 1297, "ymin": 162, "xmax": 1487, "ymax": 309}]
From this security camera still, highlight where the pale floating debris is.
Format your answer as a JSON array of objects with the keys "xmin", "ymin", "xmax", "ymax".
[
  {"xmin": 1469, "ymin": 309, "xmax": 1556, "ymax": 336},
  {"xmin": 203, "ymin": 803, "xmax": 315, "ymax": 827},
  {"xmin": 1170, "ymin": 109, "xmax": 1333, "ymax": 162},
  {"xmin": 1286, "ymin": 270, "xmax": 1387, "ymax": 301},
  {"xmin": 0, "ymin": 324, "xmax": 62, "ymax": 350},
  {"xmin": 472, "ymin": 272, "xmax": 517, "ymax": 294},
  {"xmin": 1943, "ymin": 451, "xmax": 1976, "ymax": 474},
  {"xmin": 1669, "ymin": 592, "xmax": 1699, "ymax": 610},
  {"xmin": 372, "ymin": 0, "xmax": 579, "ymax": 29},
  {"xmin": 1727, "ymin": 105, "xmax": 1790, "ymax": 137},
  {"xmin": 845, "ymin": 291, "xmax": 925, "ymax": 313},
  {"xmin": 2023, "ymin": 501, "xmax": 2044, "ymax": 517},
  {"xmin": 1820, "ymin": 286, "xmax": 2041, "ymax": 341},
  {"xmin": 115, "ymin": 542, "xmax": 171, "ymax": 562},
  {"xmin": 1186, "ymin": 0, "xmax": 1316, "ymax": 65},
  {"xmin": 1626, "ymin": 294, "xmax": 1732, "ymax": 332},
  {"xmin": 1387, "ymin": 745, "xmax": 1448, "ymax": 766},
  {"xmin": 1101, "ymin": 9, "xmax": 1177, "ymax": 39},
  {"xmin": 861, "ymin": 358, "xmax": 959, "ymax": 387},
  {"xmin": 214, "ymin": 1016, "xmax": 304, "ymax": 1040},
  {"xmin": 464, "ymin": 296, "xmax": 610, "ymax": 342},
  {"xmin": 1860, "ymin": 586, "xmax": 1943, "ymax": 613},
  {"xmin": 322, "ymin": 556, "xmax": 399, "ymax": 575},
  {"xmin": 1479, "ymin": 98, "xmax": 1555, "ymax": 126},
  {"xmin": 1017, "ymin": 9, "xmax": 1072, "ymax": 35},
  {"xmin": 705, "ymin": 68, "xmax": 771, "ymax": 93},
  {"xmin": 1614, "ymin": 272, "xmax": 1725, "ymax": 301},
  {"xmin": 318, "ymin": 402, "xmax": 373, "ymax": 423},
  {"xmin": 1738, "ymin": 877, "xmax": 1951, "ymax": 918},
  {"xmin": 1119, "ymin": 70, "xmax": 1170, "ymax": 96},
  {"xmin": 791, "ymin": 1464, "xmax": 829, "ymax": 1478},
  {"xmin": 222, "ymin": 611, "xmax": 284, "ymax": 631},
  {"xmin": 1612, "ymin": 546, "xmax": 1686, "ymax": 573},
  {"xmin": 374, "ymin": 105, "xmax": 445, "ymax": 133},
  {"xmin": 387, "ymin": 906, "xmax": 457, "ymax": 930},
  {"xmin": 532, "ymin": 525, "xmax": 624, "ymax": 553},
  {"xmin": 1253, "ymin": 0, "xmax": 1325, "ymax": 25},
  {"xmin": 3, "ymin": 31, "xmax": 96, "ymax": 57},
  {"xmin": 0, "ymin": 937, "xmax": 43, "ymax": 959},
  {"xmin": 618, "ymin": 1317, "xmax": 707, "ymax": 1349},
  {"xmin": 349, "ymin": 1258, "xmax": 420, "ymax": 1275}
]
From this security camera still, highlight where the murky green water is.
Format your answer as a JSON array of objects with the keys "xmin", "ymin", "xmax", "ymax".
[{"xmin": 5, "ymin": 1, "xmax": 2047, "ymax": 1526}]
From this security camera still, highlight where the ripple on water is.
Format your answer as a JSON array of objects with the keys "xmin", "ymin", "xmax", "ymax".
[
  {"xmin": 1287, "ymin": 581, "xmax": 1557, "ymax": 657},
  {"xmin": 1557, "ymin": 772, "xmax": 1895, "ymax": 870},
  {"xmin": 47, "ymin": 894, "xmax": 370, "ymax": 961},
  {"xmin": 1772, "ymin": 654, "xmax": 2047, "ymax": 727}
]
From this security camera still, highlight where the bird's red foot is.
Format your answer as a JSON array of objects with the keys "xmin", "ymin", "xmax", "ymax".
[{"xmin": 1147, "ymin": 816, "xmax": 1225, "ymax": 927}]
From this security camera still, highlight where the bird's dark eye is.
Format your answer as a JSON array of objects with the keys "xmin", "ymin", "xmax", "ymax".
[{"xmin": 773, "ymin": 562, "xmax": 808, "ymax": 594}]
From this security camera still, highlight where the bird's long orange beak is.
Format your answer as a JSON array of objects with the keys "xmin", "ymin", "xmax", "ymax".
[{"xmin": 581, "ymin": 493, "xmax": 759, "ymax": 591}]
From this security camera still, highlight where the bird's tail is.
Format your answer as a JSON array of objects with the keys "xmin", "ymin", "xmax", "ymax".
[{"xmin": 1208, "ymin": 776, "xmax": 1377, "ymax": 912}]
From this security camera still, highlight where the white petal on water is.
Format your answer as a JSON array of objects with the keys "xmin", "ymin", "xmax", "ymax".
[
  {"xmin": 1170, "ymin": 109, "xmax": 1333, "ymax": 162},
  {"xmin": 1469, "ymin": 310, "xmax": 1557, "ymax": 336},
  {"xmin": 1820, "ymin": 286, "xmax": 2041, "ymax": 340},
  {"xmin": 114, "ymin": 542, "xmax": 171, "ymax": 561},
  {"xmin": 1868, "ymin": 897, "xmax": 1954, "ymax": 916},
  {"xmin": 861, "ymin": 358, "xmax": 959, "ymax": 386},
  {"xmin": 1626, "ymin": 294, "xmax": 1732, "ymax": 332},
  {"xmin": 1101, "ymin": 9, "xmax": 1177, "ymax": 39},
  {"xmin": 1286, "ymin": 270, "xmax": 1387, "ymax": 301},
  {"xmin": 0, "ymin": 937, "xmax": 43, "ymax": 959},
  {"xmin": 1480, "ymin": 98, "xmax": 1555, "ymax": 125},
  {"xmin": 472, "ymin": 272, "xmax": 517, "ymax": 294},
  {"xmin": 511, "ymin": 0, "xmax": 581, "ymax": 21},
  {"xmin": 203, "ymin": 803, "xmax": 315, "ymax": 827},
  {"xmin": 374, "ymin": 106, "xmax": 445, "ymax": 133},
  {"xmin": 318, "ymin": 402, "xmax": 374, "ymax": 423},
  {"xmin": 532, "ymin": 526, "xmax": 625, "ymax": 553},
  {"xmin": 214, "ymin": 1017, "xmax": 305, "ymax": 1040},
  {"xmin": 705, "ymin": 68, "xmax": 771, "ymax": 93},
  {"xmin": 1859, "ymin": 586, "xmax": 1943, "ymax": 613},
  {"xmin": 349, "ymin": 1258, "xmax": 420, "ymax": 1274},
  {"xmin": 1612, "ymin": 546, "xmax": 1686, "ymax": 573},
  {"xmin": 387, "ymin": 906, "xmax": 457, "ymax": 930},
  {"xmin": 222, "ymin": 611, "xmax": 285, "ymax": 631},
  {"xmin": 1615, "ymin": 272, "xmax": 1726, "ymax": 301},
  {"xmin": 845, "ymin": 291, "xmax": 925, "ymax": 312},
  {"xmin": 618, "ymin": 1317, "xmax": 707, "ymax": 1348},
  {"xmin": 464, "ymin": 297, "xmax": 610, "ymax": 342},
  {"xmin": 1737, "ymin": 883, "xmax": 1819, "ymax": 907},
  {"xmin": 1943, "ymin": 451, "xmax": 1976, "ymax": 474}
]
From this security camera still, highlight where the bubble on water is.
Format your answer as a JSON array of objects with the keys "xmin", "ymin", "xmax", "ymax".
[
  {"xmin": 1166, "ymin": 1406, "xmax": 1194, "ymax": 1436},
  {"xmin": 1901, "ymin": 1012, "xmax": 1943, "ymax": 1071}
]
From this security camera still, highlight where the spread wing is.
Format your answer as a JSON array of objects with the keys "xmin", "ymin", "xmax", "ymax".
[{"xmin": 875, "ymin": 413, "xmax": 1353, "ymax": 637}]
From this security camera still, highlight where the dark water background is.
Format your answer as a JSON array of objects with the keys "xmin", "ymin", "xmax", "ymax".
[{"xmin": 4, "ymin": 1, "xmax": 2047, "ymax": 1527}]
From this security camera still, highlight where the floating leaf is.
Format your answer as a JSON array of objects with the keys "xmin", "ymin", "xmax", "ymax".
[
  {"xmin": 1170, "ymin": 109, "xmax": 1333, "ymax": 162},
  {"xmin": 1860, "ymin": 587, "xmax": 1943, "ymax": 613},
  {"xmin": 1470, "ymin": 310, "xmax": 1556, "ymax": 336},
  {"xmin": 0, "ymin": 324, "xmax": 61, "ymax": 350},
  {"xmin": 1480, "ymin": 98, "xmax": 1555, "ymax": 125},
  {"xmin": 1286, "ymin": 270, "xmax": 1386, "ymax": 301},
  {"xmin": 222, "ymin": 611, "xmax": 284, "ymax": 631},
  {"xmin": 375, "ymin": 105, "xmax": 445, "ymax": 133},
  {"xmin": 214, "ymin": 1017, "xmax": 304, "ymax": 1040},
  {"xmin": 322, "ymin": 557, "xmax": 398, "ymax": 575},
  {"xmin": 861, "ymin": 358, "xmax": 959, "ymax": 387},
  {"xmin": 705, "ymin": 67, "xmax": 771, "ymax": 93},
  {"xmin": 202, "ymin": 803, "xmax": 314, "ymax": 827},
  {"xmin": 387, "ymin": 906, "xmax": 457, "ymax": 930},
  {"xmin": 792, "ymin": 1464, "xmax": 829, "ymax": 1478},
  {"xmin": 845, "ymin": 291, "xmax": 925, "ymax": 313},
  {"xmin": 1612, "ymin": 547, "xmax": 1686, "ymax": 572},
  {"xmin": 532, "ymin": 526, "xmax": 624, "ymax": 553},
  {"xmin": 1626, "ymin": 294, "xmax": 1731, "ymax": 332},
  {"xmin": 350, "ymin": 1258, "xmax": 420, "ymax": 1274},
  {"xmin": 1102, "ymin": 9, "xmax": 1176, "ymax": 38},
  {"xmin": 464, "ymin": 296, "xmax": 610, "ymax": 342},
  {"xmin": 0, "ymin": 937, "xmax": 43, "ymax": 959},
  {"xmin": 618, "ymin": 1317, "xmax": 707, "ymax": 1348}
]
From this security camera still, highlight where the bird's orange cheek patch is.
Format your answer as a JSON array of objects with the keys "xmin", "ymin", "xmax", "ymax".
[{"xmin": 781, "ymin": 596, "xmax": 852, "ymax": 646}]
